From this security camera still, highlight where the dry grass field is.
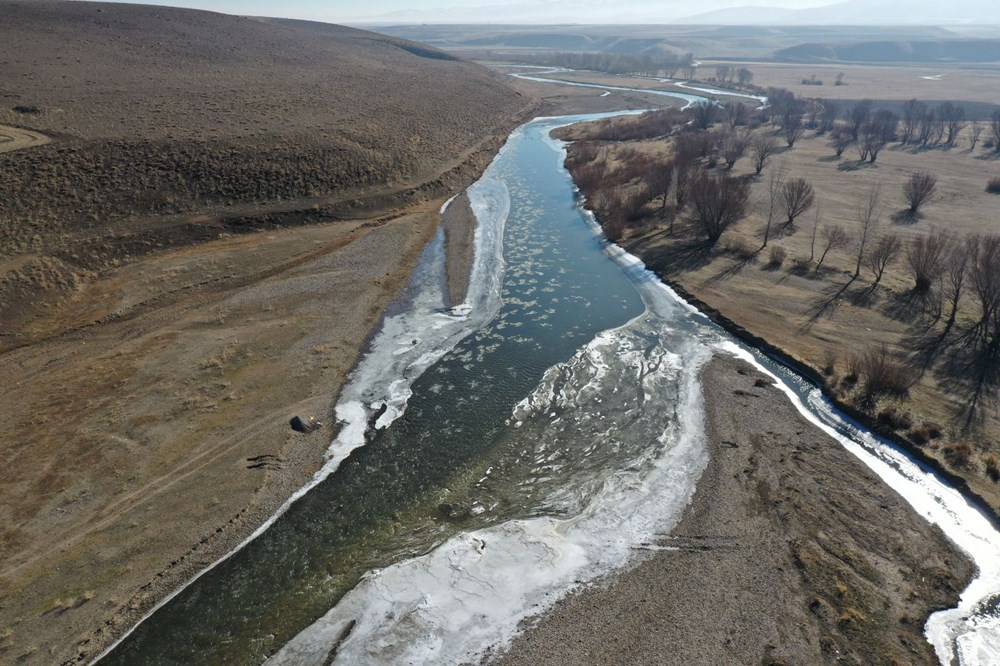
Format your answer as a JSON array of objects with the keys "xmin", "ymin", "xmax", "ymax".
[
  {"xmin": 558, "ymin": 113, "xmax": 1000, "ymax": 517},
  {"xmin": 701, "ymin": 61, "xmax": 1000, "ymax": 110},
  {"xmin": 0, "ymin": 3, "xmax": 532, "ymax": 664}
]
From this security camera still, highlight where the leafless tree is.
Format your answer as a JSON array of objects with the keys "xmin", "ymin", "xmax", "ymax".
[
  {"xmin": 830, "ymin": 123, "xmax": 853, "ymax": 157},
  {"xmin": 818, "ymin": 99, "xmax": 839, "ymax": 134},
  {"xmin": 906, "ymin": 229, "xmax": 952, "ymax": 295},
  {"xmin": 937, "ymin": 237, "xmax": 977, "ymax": 344},
  {"xmin": 939, "ymin": 102, "xmax": 966, "ymax": 146},
  {"xmin": 723, "ymin": 101, "xmax": 749, "ymax": 129},
  {"xmin": 689, "ymin": 100, "xmax": 716, "ymax": 130},
  {"xmin": 721, "ymin": 128, "xmax": 752, "ymax": 169},
  {"xmin": 645, "ymin": 161, "xmax": 674, "ymax": 213},
  {"xmin": 918, "ymin": 109, "xmax": 937, "ymax": 147},
  {"xmin": 859, "ymin": 110, "xmax": 898, "ymax": 163},
  {"xmin": 689, "ymin": 171, "xmax": 751, "ymax": 245},
  {"xmin": 759, "ymin": 164, "xmax": 786, "ymax": 249},
  {"xmin": 751, "ymin": 133, "xmax": 779, "ymax": 175},
  {"xmin": 782, "ymin": 101, "xmax": 806, "ymax": 147},
  {"xmin": 815, "ymin": 224, "xmax": 849, "ymax": 271},
  {"xmin": 866, "ymin": 233, "xmax": 902, "ymax": 288},
  {"xmin": 809, "ymin": 205, "xmax": 821, "ymax": 262},
  {"xmin": 903, "ymin": 171, "xmax": 937, "ymax": 213},
  {"xmin": 969, "ymin": 120, "xmax": 983, "ymax": 151},
  {"xmin": 991, "ymin": 111, "xmax": 1000, "ymax": 154},
  {"xmin": 737, "ymin": 67, "xmax": 753, "ymax": 86},
  {"xmin": 849, "ymin": 99, "xmax": 873, "ymax": 140},
  {"xmin": 854, "ymin": 182, "xmax": 881, "ymax": 278},
  {"xmin": 715, "ymin": 65, "xmax": 732, "ymax": 82},
  {"xmin": 900, "ymin": 98, "xmax": 926, "ymax": 145},
  {"xmin": 782, "ymin": 177, "xmax": 815, "ymax": 228}
]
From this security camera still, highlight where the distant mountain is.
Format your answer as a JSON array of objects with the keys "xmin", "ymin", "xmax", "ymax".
[
  {"xmin": 776, "ymin": 38, "xmax": 1000, "ymax": 62},
  {"xmin": 678, "ymin": 0, "xmax": 1000, "ymax": 25}
]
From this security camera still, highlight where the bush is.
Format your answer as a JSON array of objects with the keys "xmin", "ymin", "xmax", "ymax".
[
  {"xmin": 943, "ymin": 442, "xmax": 973, "ymax": 468},
  {"xmin": 987, "ymin": 178, "xmax": 1000, "ymax": 195},
  {"xmin": 767, "ymin": 245, "xmax": 787, "ymax": 267},
  {"xmin": 852, "ymin": 345, "xmax": 916, "ymax": 409},
  {"xmin": 877, "ymin": 406, "xmax": 913, "ymax": 431},
  {"xmin": 12, "ymin": 105, "xmax": 41, "ymax": 115},
  {"xmin": 722, "ymin": 237, "xmax": 756, "ymax": 260},
  {"xmin": 986, "ymin": 454, "xmax": 1000, "ymax": 482}
]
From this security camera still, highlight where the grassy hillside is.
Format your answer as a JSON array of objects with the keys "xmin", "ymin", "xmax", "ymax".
[{"xmin": 0, "ymin": 1, "xmax": 526, "ymax": 345}]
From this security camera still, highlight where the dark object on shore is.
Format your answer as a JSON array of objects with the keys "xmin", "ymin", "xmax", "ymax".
[
  {"xmin": 12, "ymin": 105, "xmax": 41, "ymax": 115},
  {"xmin": 289, "ymin": 415, "xmax": 321, "ymax": 433}
]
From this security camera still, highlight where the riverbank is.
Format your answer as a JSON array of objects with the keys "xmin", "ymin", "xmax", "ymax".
[{"xmin": 497, "ymin": 353, "xmax": 973, "ymax": 665}]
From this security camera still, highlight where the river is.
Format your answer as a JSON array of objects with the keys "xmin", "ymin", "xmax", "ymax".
[{"xmin": 98, "ymin": 111, "xmax": 1000, "ymax": 665}]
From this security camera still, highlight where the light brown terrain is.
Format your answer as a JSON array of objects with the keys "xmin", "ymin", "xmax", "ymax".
[
  {"xmin": 0, "ymin": 2, "xmax": 531, "ymax": 664},
  {"xmin": 498, "ymin": 354, "xmax": 972, "ymax": 665}
]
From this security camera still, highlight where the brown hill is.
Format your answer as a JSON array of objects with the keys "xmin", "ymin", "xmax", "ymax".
[{"xmin": 0, "ymin": 1, "xmax": 527, "ymax": 344}]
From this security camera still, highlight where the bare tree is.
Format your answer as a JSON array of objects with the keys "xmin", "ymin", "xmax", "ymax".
[
  {"xmin": 689, "ymin": 100, "xmax": 717, "ymax": 130},
  {"xmin": 969, "ymin": 120, "xmax": 983, "ymax": 151},
  {"xmin": 759, "ymin": 164, "xmax": 787, "ymax": 249},
  {"xmin": 902, "ymin": 170, "xmax": 937, "ymax": 213},
  {"xmin": 645, "ymin": 161, "xmax": 674, "ymax": 213},
  {"xmin": 939, "ymin": 102, "xmax": 966, "ymax": 146},
  {"xmin": 723, "ymin": 101, "xmax": 749, "ymax": 129},
  {"xmin": 809, "ymin": 204, "xmax": 821, "ymax": 262},
  {"xmin": 737, "ymin": 67, "xmax": 753, "ymax": 86},
  {"xmin": 854, "ymin": 182, "xmax": 881, "ymax": 278},
  {"xmin": 782, "ymin": 177, "xmax": 815, "ymax": 228},
  {"xmin": 782, "ymin": 101, "xmax": 806, "ymax": 147},
  {"xmin": 715, "ymin": 65, "xmax": 732, "ymax": 82},
  {"xmin": 859, "ymin": 109, "xmax": 898, "ymax": 163},
  {"xmin": 900, "ymin": 98, "xmax": 926, "ymax": 145},
  {"xmin": 991, "ymin": 111, "xmax": 1000, "ymax": 154},
  {"xmin": 689, "ymin": 171, "xmax": 751, "ymax": 244},
  {"xmin": 906, "ymin": 229, "xmax": 952, "ymax": 295},
  {"xmin": 815, "ymin": 224, "xmax": 849, "ymax": 271},
  {"xmin": 721, "ymin": 128, "xmax": 752, "ymax": 169},
  {"xmin": 818, "ymin": 99, "xmax": 840, "ymax": 134},
  {"xmin": 866, "ymin": 233, "xmax": 902, "ymax": 288},
  {"xmin": 918, "ymin": 109, "xmax": 937, "ymax": 147},
  {"xmin": 849, "ymin": 99, "xmax": 873, "ymax": 140},
  {"xmin": 751, "ymin": 133, "xmax": 779, "ymax": 175},
  {"xmin": 830, "ymin": 122, "xmax": 853, "ymax": 157}
]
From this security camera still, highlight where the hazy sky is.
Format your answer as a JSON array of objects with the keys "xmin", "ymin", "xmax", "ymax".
[{"xmin": 101, "ymin": 0, "xmax": 837, "ymax": 24}]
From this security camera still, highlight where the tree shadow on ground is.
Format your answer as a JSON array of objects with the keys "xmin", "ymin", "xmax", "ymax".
[
  {"xmin": 882, "ymin": 287, "xmax": 939, "ymax": 324},
  {"xmin": 702, "ymin": 251, "xmax": 757, "ymax": 286},
  {"xmin": 891, "ymin": 209, "xmax": 922, "ymax": 225},
  {"xmin": 801, "ymin": 276, "xmax": 857, "ymax": 331},
  {"xmin": 837, "ymin": 160, "xmax": 876, "ymax": 172},
  {"xmin": 632, "ymin": 233, "xmax": 716, "ymax": 278}
]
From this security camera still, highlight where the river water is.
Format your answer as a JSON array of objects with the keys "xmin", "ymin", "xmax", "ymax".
[{"xmin": 99, "ymin": 112, "xmax": 1000, "ymax": 665}]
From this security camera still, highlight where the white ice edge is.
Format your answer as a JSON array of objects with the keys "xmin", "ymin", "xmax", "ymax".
[{"xmin": 91, "ymin": 133, "xmax": 515, "ymax": 666}]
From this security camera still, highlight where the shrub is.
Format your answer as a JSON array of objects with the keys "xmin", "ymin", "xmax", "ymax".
[
  {"xmin": 877, "ymin": 406, "xmax": 913, "ymax": 431},
  {"xmin": 12, "ymin": 105, "xmax": 41, "ymax": 115},
  {"xmin": 722, "ymin": 236, "xmax": 756, "ymax": 260},
  {"xmin": 986, "ymin": 454, "xmax": 1000, "ymax": 482},
  {"xmin": 767, "ymin": 245, "xmax": 787, "ymax": 267},
  {"xmin": 987, "ymin": 178, "xmax": 1000, "ymax": 195},
  {"xmin": 943, "ymin": 442, "xmax": 973, "ymax": 468},
  {"xmin": 852, "ymin": 345, "xmax": 916, "ymax": 408}
]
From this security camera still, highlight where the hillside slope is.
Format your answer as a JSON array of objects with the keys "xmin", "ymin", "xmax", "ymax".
[{"xmin": 0, "ymin": 1, "xmax": 527, "ymax": 345}]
